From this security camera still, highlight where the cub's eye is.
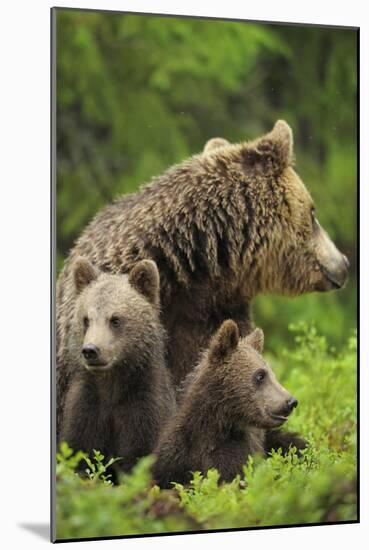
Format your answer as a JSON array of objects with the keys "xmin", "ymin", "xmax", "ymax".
[
  {"xmin": 83, "ymin": 317, "xmax": 89, "ymax": 330},
  {"xmin": 110, "ymin": 316, "xmax": 121, "ymax": 328},
  {"xmin": 255, "ymin": 370, "xmax": 266, "ymax": 385}
]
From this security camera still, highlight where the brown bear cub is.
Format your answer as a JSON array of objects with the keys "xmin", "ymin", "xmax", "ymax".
[
  {"xmin": 153, "ymin": 320, "xmax": 305, "ymax": 488},
  {"xmin": 59, "ymin": 257, "xmax": 176, "ymax": 476}
]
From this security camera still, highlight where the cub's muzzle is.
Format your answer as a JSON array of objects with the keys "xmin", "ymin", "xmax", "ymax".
[
  {"xmin": 82, "ymin": 344, "xmax": 102, "ymax": 366},
  {"xmin": 270, "ymin": 396, "xmax": 298, "ymax": 425}
]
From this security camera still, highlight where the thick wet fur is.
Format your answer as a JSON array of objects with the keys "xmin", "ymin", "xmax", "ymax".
[
  {"xmin": 57, "ymin": 120, "xmax": 349, "ymax": 414},
  {"xmin": 153, "ymin": 321, "xmax": 306, "ymax": 488},
  {"xmin": 59, "ymin": 258, "xmax": 176, "ymax": 476}
]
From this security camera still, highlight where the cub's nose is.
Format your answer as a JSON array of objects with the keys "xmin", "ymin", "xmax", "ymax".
[
  {"xmin": 82, "ymin": 344, "xmax": 100, "ymax": 363},
  {"xmin": 286, "ymin": 397, "xmax": 298, "ymax": 415}
]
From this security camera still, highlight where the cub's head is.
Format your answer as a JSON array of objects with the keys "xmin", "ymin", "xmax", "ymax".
[
  {"xmin": 204, "ymin": 121, "xmax": 349, "ymax": 296},
  {"xmin": 72, "ymin": 257, "xmax": 162, "ymax": 373},
  {"xmin": 208, "ymin": 320, "xmax": 298, "ymax": 429}
]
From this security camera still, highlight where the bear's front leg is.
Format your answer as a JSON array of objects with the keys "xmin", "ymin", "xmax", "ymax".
[
  {"xmin": 264, "ymin": 429, "xmax": 307, "ymax": 456},
  {"xmin": 59, "ymin": 376, "xmax": 102, "ymax": 456},
  {"xmin": 205, "ymin": 440, "xmax": 250, "ymax": 482},
  {"xmin": 113, "ymin": 400, "xmax": 161, "ymax": 474}
]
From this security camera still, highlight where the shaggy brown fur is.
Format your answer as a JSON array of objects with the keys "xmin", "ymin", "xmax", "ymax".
[
  {"xmin": 58, "ymin": 259, "xmax": 176, "ymax": 474},
  {"xmin": 56, "ymin": 120, "xmax": 348, "ymax": 405},
  {"xmin": 152, "ymin": 320, "xmax": 305, "ymax": 487}
]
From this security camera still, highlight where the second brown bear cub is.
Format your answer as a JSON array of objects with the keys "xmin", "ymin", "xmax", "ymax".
[
  {"xmin": 153, "ymin": 320, "xmax": 305, "ymax": 488},
  {"xmin": 60, "ymin": 257, "xmax": 176, "ymax": 475}
]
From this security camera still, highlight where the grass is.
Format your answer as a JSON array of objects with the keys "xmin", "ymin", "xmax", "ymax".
[{"xmin": 55, "ymin": 324, "xmax": 357, "ymax": 540}]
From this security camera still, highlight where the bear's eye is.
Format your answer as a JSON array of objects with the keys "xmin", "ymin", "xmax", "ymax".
[
  {"xmin": 311, "ymin": 208, "xmax": 318, "ymax": 228},
  {"xmin": 83, "ymin": 316, "xmax": 89, "ymax": 330},
  {"xmin": 254, "ymin": 370, "xmax": 266, "ymax": 385},
  {"xmin": 110, "ymin": 316, "xmax": 121, "ymax": 328}
]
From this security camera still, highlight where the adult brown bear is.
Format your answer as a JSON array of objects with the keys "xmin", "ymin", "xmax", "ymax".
[{"xmin": 56, "ymin": 120, "xmax": 348, "ymax": 419}]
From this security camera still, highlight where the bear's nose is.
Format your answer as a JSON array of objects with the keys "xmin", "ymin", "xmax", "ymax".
[
  {"xmin": 342, "ymin": 254, "xmax": 350, "ymax": 269},
  {"xmin": 286, "ymin": 397, "xmax": 298, "ymax": 414},
  {"xmin": 82, "ymin": 344, "xmax": 100, "ymax": 363}
]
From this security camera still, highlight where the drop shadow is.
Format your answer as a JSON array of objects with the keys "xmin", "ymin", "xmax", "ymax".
[{"xmin": 18, "ymin": 523, "xmax": 49, "ymax": 541}]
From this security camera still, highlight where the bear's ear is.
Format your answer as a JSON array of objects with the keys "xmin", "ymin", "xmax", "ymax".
[
  {"xmin": 128, "ymin": 259, "xmax": 160, "ymax": 307},
  {"xmin": 244, "ymin": 328, "xmax": 264, "ymax": 354},
  {"xmin": 209, "ymin": 320, "xmax": 240, "ymax": 363},
  {"xmin": 203, "ymin": 137, "xmax": 230, "ymax": 154},
  {"xmin": 245, "ymin": 120, "xmax": 293, "ymax": 172},
  {"xmin": 73, "ymin": 257, "xmax": 98, "ymax": 295}
]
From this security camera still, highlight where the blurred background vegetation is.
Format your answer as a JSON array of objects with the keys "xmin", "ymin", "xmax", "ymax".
[{"xmin": 56, "ymin": 10, "xmax": 357, "ymax": 350}]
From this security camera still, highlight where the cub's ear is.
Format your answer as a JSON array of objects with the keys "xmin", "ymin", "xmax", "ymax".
[
  {"xmin": 209, "ymin": 320, "xmax": 240, "ymax": 363},
  {"xmin": 203, "ymin": 137, "xmax": 230, "ymax": 154},
  {"xmin": 129, "ymin": 259, "xmax": 160, "ymax": 307},
  {"xmin": 245, "ymin": 120, "xmax": 293, "ymax": 173},
  {"xmin": 244, "ymin": 328, "xmax": 264, "ymax": 354},
  {"xmin": 73, "ymin": 257, "xmax": 98, "ymax": 295}
]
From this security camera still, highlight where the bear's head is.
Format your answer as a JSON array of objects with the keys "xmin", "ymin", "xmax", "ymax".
[
  {"xmin": 71, "ymin": 257, "xmax": 163, "ymax": 373},
  {"xmin": 203, "ymin": 121, "xmax": 349, "ymax": 297},
  {"xmin": 207, "ymin": 320, "xmax": 298, "ymax": 430}
]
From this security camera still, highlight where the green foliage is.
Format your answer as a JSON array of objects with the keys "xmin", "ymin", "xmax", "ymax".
[
  {"xmin": 56, "ymin": 450, "xmax": 198, "ymax": 539},
  {"xmin": 254, "ymin": 283, "xmax": 357, "ymax": 352},
  {"xmin": 55, "ymin": 326, "xmax": 357, "ymax": 540},
  {"xmin": 275, "ymin": 323, "xmax": 357, "ymax": 450},
  {"xmin": 173, "ymin": 449, "xmax": 356, "ymax": 528},
  {"xmin": 56, "ymin": 442, "xmax": 121, "ymax": 486}
]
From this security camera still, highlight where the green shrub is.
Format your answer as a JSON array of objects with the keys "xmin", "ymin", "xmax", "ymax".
[{"xmin": 55, "ymin": 325, "xmax": 357, "ymax": 540}]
